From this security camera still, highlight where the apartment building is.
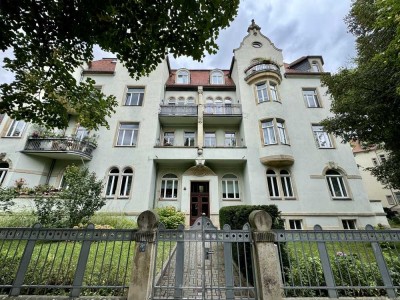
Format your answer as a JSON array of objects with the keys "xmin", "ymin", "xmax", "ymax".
[{"xmin": 0, "ymin": 21, "xmax": 388, "ymax": 229}]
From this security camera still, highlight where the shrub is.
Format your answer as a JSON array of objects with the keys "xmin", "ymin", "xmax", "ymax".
[
  {"xmin": 34, "ymin": 165, "xmax": 105, "ymax": 228},
  {"xmin": 0, "ymin": 212, "xmax": 37, "ymax": 227},
  {"xmin": 0, "ymin": 187, "xmax": 17, "ymax": 212},
  {"xmin": 88, "ymin": 214, "xmax": 137, "ymax": 229},
  {"xmin": 156, "ymin": 206, "xmax": 185, "ymax": 229}
]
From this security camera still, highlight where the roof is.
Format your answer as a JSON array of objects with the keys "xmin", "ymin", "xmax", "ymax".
[
  {"xmin": 166, "ymin": 70, "xmax": 235, "ymax": 88},
  {"xmin": 83, "ymin": 58, "xmax": 117, "ymax": 74}
]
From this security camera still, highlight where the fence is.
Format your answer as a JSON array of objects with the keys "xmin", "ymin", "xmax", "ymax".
[
  {"xmin": 274, "ymin": 224, "xmax": 400, "ymax": 298},
  {"xmin": 0, "ymin": 224, "xmax": 140, "ymax": 297}
]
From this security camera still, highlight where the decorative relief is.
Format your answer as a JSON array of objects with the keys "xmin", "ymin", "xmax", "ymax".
[{"xmin": 183, "ymin": 165, "xmax": 216, "ymax": 177}]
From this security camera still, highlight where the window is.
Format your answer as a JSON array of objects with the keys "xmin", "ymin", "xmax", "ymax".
[
  {"xmin": 394, "ymin": 192, "xmax": 400, "ymax": 203},
  {"xmin": 116, "ymin": 123, "xmax": 138, "ymax": 146},
  {"xmin": 256, "ymin": 82, "xmax": 268, "ymax": 103},
  {"xmin": 222, "ymin": 174, "xmax": 240, "ymax": 199},
  {"xmin": 277, "ymin": 120, "xmax": 288, "ymax": 144},
  {"xmin": 106, "ymin": 168, "xmax": 119, "ymax": 197},
  {"xmin": 289, "ymin": 219, "xmax": 303, "ymax": 230},
  {"xmin": 224, "ymin": 132, "xmax": 236, "ymax": 147},
  {"xmin": 372, "ymin": 158, "xmax": 378, "ymax": 166},
  {"xmin": 211, "ymin": 70, "xmax": 224, "ymax": 84},
  {"xmin": 176, "ymin": 70, "xmax": 189, "ymax": 84},
  {"xmin": 256, "ymin": 81, "xmax": 279, "ymax": 103},
  {"xmin": 75, "ymin": 126, "xmax": 89, "ymax": 141},
  {"xmin": 161, "ymin": 174, "xmax": 178, "ymax": 199},
  {"xmin": 204, "ymin": 132, "xmax": 216, "ymax": 147},
  {"xmin": 386, "ymin": 195, "xmax": 395, "ymax": 205},
  {"xmin": 106, "ymin": 167, "xmax": 133, "ymax": 198},
  {"xmin": 312, "ymin": 125, "xmax": 333, "ymax": 148},
  {"xmin": 262, "ymin": 120, "xmax": 276, "ymax": 145},
  {"xmin": 267, "ymin": 169, "xmax": 295, "ymax": 199},
  {"xmin": 311, "ymin": 62, "xmax": 320, "ymax": 72},
  {"xmin": 303, "ymin": 89, "xmax": 320, "ymax": 108},
  {"xmin": 6, "ymin": 120, "xmax": 26, "ymax": 137},
  {"xmin": 326, "ymin": 170, "xmax": 348, "ymax": 199},
  {"xmin": 379, "ymin": 154, "xmax": 387, "ymax": 164},
  {"xmin": 177, "ymin": 97, "xmax": 185, "ymax": 106},
  {"xmin": 186, "ymin": 97, "xmax": 195, "ymax": 105},
  {"xmin": 125, "ymin": 88, "xmax": 144, "ymax": 106},
  {"xmin": 342, "ymin": 219, "xmax": 357, "ymax": 230},
  {"xmin": 184, "ymin": 132, "xmax": 195, "ymax": 147},
  {"xmin": 120, "ymin": 168, "xmax": 133, "ymax": 197},
  {"xmin": 0, "ymin": 162, "xmax": 9, "ymax": 186},
  {"xmin": 163, "ymin": 132, "xmax": 174, "ymax": 146},
  {"xmin": 168, "ymin": 97, "xmax": 176, "ymax": 105}
]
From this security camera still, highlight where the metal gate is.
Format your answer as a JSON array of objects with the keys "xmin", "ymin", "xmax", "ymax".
[{"xmin": 151, "ymin": 215, "xmax": 256, "ymax": 299}]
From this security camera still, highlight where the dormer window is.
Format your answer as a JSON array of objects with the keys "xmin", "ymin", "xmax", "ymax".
[
  {"xmin": 176, "ymin": 69, "xmax": 189, "ymax": 84},
  {"xmin": 311, "ymin": 61, "xmax": 320, "ymax": 72},
  {"xmin": 211, "ymin": 70, "xmax": 224, "ymax": 84}
]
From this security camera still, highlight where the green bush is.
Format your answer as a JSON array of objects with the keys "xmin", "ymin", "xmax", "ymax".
[
  {"xmin": 219, "ymin": 205, "xmax": 284, "ymax": 229},
  {"xmin": 88, "ymin": 214, "xmax": 137, "ymax": 229},
  {"xmin": 0, "ymin": 212, "xmax": 37, "ymax": 227},
  {"xmin": 156, "ymin": 206, "xmax": 185, "ymax": 229},
  {"xmin": 0, "ymin": 186, "xmax": 17, "ymax": 212},
  {"xmin": 34, "ymin": 165, "xmax": 105, "ymax": 228}
]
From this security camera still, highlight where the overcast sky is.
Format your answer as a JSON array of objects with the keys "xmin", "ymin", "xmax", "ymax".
[{"xmin": 0, "ymin": 0, "xmax": 356, "ymax": 84}]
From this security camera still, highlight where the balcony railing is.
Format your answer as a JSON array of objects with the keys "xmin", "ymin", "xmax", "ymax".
[
  {"xmin": 203, "ymin": 104, "xmax": 242, "ymax": 115},
  {"xmin": 244, "ymin": 62, "xmax": 281, "ymax": 82},
  {"xmin": 159, "ymin": 105, "xmax": 198, "ymax": 116},
  {"xmin": 23, "ymin": 137, "xmax": 97, "ymax": 159}
]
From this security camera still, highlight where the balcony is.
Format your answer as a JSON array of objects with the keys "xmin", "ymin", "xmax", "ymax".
[
  {"xmin": 244, "ymin": 62, "xmax": 282, "ymax": 84},
  {"xmin": 159, "ymin": 105, "xmax": 198, "ymax": 125},
  {"xmin": 203, "ymin": 104, "xmax": 242, "ymax": 125},
  {"xmin": 22, "ymin": 137, "xmax": 97, "ymax": 160}
]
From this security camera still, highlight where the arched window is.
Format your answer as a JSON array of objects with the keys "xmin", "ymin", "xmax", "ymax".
[
  {"xmin": 186, "ymin": 96, "xmax": 195, "ymax": 105},
  {"xmin": 214, "ymin": 97, "xmax": 223, "ymax": 113},
  {"xmin": 326, "ymin": 170, "xmax": 348, "ymax": 198},
  {"xmin": 211, "ymin": 70, "xmax": 224, "ymax": 84},
  {"xmin": 120, "ymin": 168, "xmax": 133, "ymax": 197},
  {"xmin": 269, "ymin": 82, "xmax": 278, "ymax": 101},
  {"xmin": 224, "ymin": 97, "xmax": 232, "ymax": 105},
  {"xmin": 222, "ymin": 174, "xmax": 240, "ymax": 199},
  {"xmin": 106, "ymin": 168, "xmax": 120, "ymax": 197},
  {"xmin": 161, "ymin": 174, "xmax": 178, "ymax": 199},
  {"xmin": 176, "ymin": 70, "xmax": 189, "ymax": 84},
  {"xmin": 267, "ymin": 169, "xmax": 295, "ymax": 199},
  {"xmin": 256, "ymin": 82, "xmax": 269, "ymax": 102},
  {"xmin": 0, "ymin": 162, "xmax": 9, "ymax": 186},
  {"xmin": 177, "ymin": 97, "xmax": 185, "ymax": 106},
  {"xmin": 205, "ymin": 97, "xmax": 214, "ymax": 114},
  {"xmin": 168, "ymin": 97, "xmax": 176, "ymax": 105},
  {"xmin": 311, "ymin": 61, "xmax": 320, "ymax": 72}
]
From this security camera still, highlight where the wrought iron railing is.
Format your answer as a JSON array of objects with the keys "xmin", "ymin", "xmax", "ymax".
[
  {"xmin": 204, "ymin": 104, "xmax": 242, "ymax": 115},
  {"xmin": 0, "ymin": 224, "xmax": 144, "ymax": 297},
  {"xmin": 244, "ymin": 62, "xmax": 281, "ymax": 78},
  {"xmin": 274, "ymin": 225, "xmax": 400, "ymax": 298},
  {"xmin": 159, "ymin": 105, "xmax": 198, "ymax": 116},
  {"xmin": 24, "ymin": 137, "xmax": 97, "ymax": 158}
]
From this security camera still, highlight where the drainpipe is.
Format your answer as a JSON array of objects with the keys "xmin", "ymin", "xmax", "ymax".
[{"xmin": 46, "ymin": 159, "xmax": 56, "ymax": 185}]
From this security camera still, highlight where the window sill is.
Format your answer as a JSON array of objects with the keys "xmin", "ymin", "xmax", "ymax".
[
  {"xmin": 283, "ymin": 197, "xmax": 297, "ymax": 200},
  {"xmin": 222, "ymin": 198, "xmax": 241, "ymax": 201},
  {"xmin": 317, "ymin": 147, "xmax": 335, "ymax": 149},
  {"xmin": 270, "ymin": 197, "xmax": 282, "ymax": 200},
  {"xmin": 332, "ymin": 197, "xmax": 352, "ymax": 201},
  {"xmin": 160, "ymin": 198, "xmax": 178, "ymax": 201},
  {"xmin": 115, "ymin": 145, "xmax": 136, "ymax": 147}
]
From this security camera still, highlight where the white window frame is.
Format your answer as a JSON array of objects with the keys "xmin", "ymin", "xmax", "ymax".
[
  {"xmin": 211, "ymin": 70, "xmax": 224, "ymax": 84},
  {"xmin": 269, "ymin": 82, "xmax": 279, "ymax": 101},
  {"xmin": 311, "ymin": 62, "xmax": 320, "ymax": 72},
  {"xmin": 184, "ymin": 132, "xmax": 195, "ymax": 147},
  {"xmin": 266, "ymin": 170, "xmax": 280, "ymax": 197},
  {"xmin": 116, "ymin": 123, "xmax": 139, "ymax": 146},
  {"xmin": 224, "ymin": 132, "xmax": 236, "ymax": 147},
  {"xmin": 312, "ymin": 125, "xmax": 333, "ymax": 148},
  {"xmin": 176, "ymin": 70, "xmax": 189, "ymax": 84},
  {"xmin": 289, "ymin": 219, "xmax": 303, "ymax": 230},
  {"xmin": 342, "ymin": 219, "xmax": 357, "ymax": 230},
  {"xmin": 119, "ymin": 168, "xmax": 133, "ymax": 197},
  {"xmin": 303, "ymin": 89, "xmax": 320, "ymax": 108},
  {"xmin": 163, "ymin": 132, "xmax": 175, "ymax": 146},
  {"xmin": 75, "ymin": 126, "xmax": 89, "ymax": 141},
  {"xmin": 168, "ymin": 97, "xmax": 176, "ymax": 105},
  {"xmin": 256, "ymin": 82, "xmax": 269, "ymax": 103},
  {"xmin": 106, "ymin": 168, "xmax": 120, "ymax": 197},
  {"xmin": 326, "ymin": 170, "xmax": 349, "ymax": 199},
  {"xmin": 222, "ymin": 174, "xmax": 240, "ymax": 199},
  {"xmin": 280, "ymin": 170, "xmax": 294, "ymax": 198},
  {"xmin": 204, "ymin": 132, "xmax": 216, "ymax": 147},
  {"xmin": 267, "ymin": 169, "xmax": 295, "ymax": 199},
  {"xmin": 125, "ymin": 88, "xmax": 144, "ymax": 106},
  {"xmin": 6, "ymin": 120, "xmax": 26, "ymax": 137},
  {"xmin": 161, "ymin": 174, "xmax": 178, "ymax": 199},
  {"xmin": 277, "ymin": 120, "xmax": 288, "ymax": 145},
  {"xmin": 0, "ymin": 162, "xmax": 9, "ymax": 186},
  {"xmin": 262, "ymin": 120, "xmax": 277, "ymax": 145}
]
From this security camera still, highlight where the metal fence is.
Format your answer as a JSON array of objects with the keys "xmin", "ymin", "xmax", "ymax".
[
  {"xmin": 152, "ymin": 216, "xmax": 257, "ymax": 300},
  {"xmin": 0, "ymin": 224, "xmax": 141, "ymax": 297},
  {"xmin": 274, "ymin": 225, "xmax": 400, "ymax": 298},
  {"xmin": 159, "ymin": 105, "xmax": 198, "ymax": 116}
]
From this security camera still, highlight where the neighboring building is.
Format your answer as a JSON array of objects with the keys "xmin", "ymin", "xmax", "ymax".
[
  {"xmin": 352, "ymin": 142, "xmax": 400, "ymax": 210},
  {"xmin": 0, "ymin": 21, "xmax": 388, "ymax": 229}
]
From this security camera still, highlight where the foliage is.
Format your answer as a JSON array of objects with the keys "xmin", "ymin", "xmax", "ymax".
[
  {"xmin": 0, "ymin": 212, "xmax": 37, "ymax": 227},
  {"xmin": 321, "ymin": 0, "xmax": 400, "ymax": 189},
  {"xmin": 34, "ymin": 165, "xmax": 104, "ymax": 228},
  {"xmin": 0, "ymin": 186, "xmax": 17, "ymax": 212},
  {"xmin": 0, "ymin": 1, "xmax": 239, "ymax": 129},
  {"xmin": 88, "ymin": 214, "xmax": 137, "ymax": 229},
  {"xmin": 156, "ymin": 206, "xmax": 185, "ymax": 229},
  {"xmin": 219, "ymin": 205, "xmax": 284, "ymax": 229}
]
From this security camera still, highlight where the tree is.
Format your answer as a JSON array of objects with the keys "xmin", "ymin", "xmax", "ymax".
[
  {"xmin": 321, "ymin": 0, "xmax": 400, "ymax": 189},
  {"xmin": 0, "ymin": 1, "xmax": 239, "ymax": 129},
  {"xmin": 34, "ymin": 165, "xmax": 104, "ymax": 227}
]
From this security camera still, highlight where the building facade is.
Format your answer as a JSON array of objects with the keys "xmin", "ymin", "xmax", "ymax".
[{"xmin": 0, "ymin": 22, "xmax": 388, "ymax": 229}]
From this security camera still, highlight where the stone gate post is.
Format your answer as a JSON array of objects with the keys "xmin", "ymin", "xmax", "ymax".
[
  {"xmin": 249, "ymin": 210, "xmax": 283, "ymax": 300},
  {"xmin": 128, "ymin": 210, "xmax": 159, "ymax": 300}
]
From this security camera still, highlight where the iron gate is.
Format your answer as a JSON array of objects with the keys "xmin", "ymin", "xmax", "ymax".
[{"xmin": 151, "ymin": 215, "xmax": 256, "ymax": 300}]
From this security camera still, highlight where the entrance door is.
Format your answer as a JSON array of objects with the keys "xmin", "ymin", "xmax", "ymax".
[{"xmin": 190, "ymin": 182, "xmax": 209, "ymax": 225}]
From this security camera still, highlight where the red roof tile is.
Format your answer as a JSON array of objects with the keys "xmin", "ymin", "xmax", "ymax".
[
  {"xmin": 84, "ymin": 58, "xmax": 116, "ymax": 74},
  {"xmin": 166, "ymin": 70, "xmax": 235, "ymax": 87}
]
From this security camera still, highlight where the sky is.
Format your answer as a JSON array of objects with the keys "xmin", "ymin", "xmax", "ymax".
[{"xmin": 0, "ymin": 0, "xmax": 356, "ymax": 84}]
